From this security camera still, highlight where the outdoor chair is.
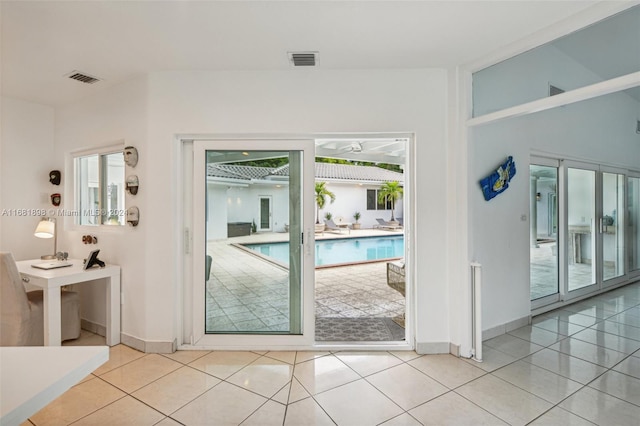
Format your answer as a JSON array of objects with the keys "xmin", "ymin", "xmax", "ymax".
[
  {"xmin": 324, "ymin": 219, "xmax": 349, "ymax": 234},
  {"xmin": 375, "ymin": 218, "xmax": 402, "ymax": 230},
  {"xmin": 0, "ymin": 252, "xmax": 81, "ymax": 346},
  {"xmin": 387, "ymin": 260, "xmax": 405, "ymax": 297}
]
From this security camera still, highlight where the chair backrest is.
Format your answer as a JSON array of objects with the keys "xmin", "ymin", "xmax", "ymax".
[
  {"xmin": 376, "ymin": 218, "xmax": 387, "ymax": 225},
  {"xmin": 324, "ymin": 219, "xmax": 338, "ymax": 229},
  {"xmin": 1, "ymin": 252, "xmax": 31, "ymax": 345}
]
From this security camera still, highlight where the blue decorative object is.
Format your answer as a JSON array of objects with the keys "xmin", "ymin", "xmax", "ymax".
[{"xmin": 479, "ymin": 156, "xmax": 516, "ymax": 201}]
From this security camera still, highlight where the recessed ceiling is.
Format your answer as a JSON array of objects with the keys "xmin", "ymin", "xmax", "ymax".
[{"xmin": 1, "ymin": 1, "xmax": 600, "ymax": 107}]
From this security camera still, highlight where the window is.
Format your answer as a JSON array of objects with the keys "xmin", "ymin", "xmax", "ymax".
[
  {"xmin": 75, "ymin": 149, "xmax": 125, "ymax": 226},
  {"xmin": 366, "ymin": 189, "xmax": 392, "ymax": 210}
]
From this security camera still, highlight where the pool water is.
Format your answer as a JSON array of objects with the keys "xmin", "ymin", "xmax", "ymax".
[{"xmin": 244, "ymin": 236, "xmax": 404, "ymax": 266}]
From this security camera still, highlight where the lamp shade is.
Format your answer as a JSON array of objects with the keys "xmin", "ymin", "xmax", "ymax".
[{"xmin": 34, "ymin": 219, "xmax": 55, "ymax": 238}]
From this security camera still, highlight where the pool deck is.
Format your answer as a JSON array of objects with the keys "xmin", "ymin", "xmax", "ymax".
[{"xmin": 205, "ymin": 227, "xmax": 406, "ymax": 337}]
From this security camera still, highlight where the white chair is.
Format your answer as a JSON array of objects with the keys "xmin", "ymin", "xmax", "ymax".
[
  {"xmin": 1, "ymin": 252, "xmax": 81, "ymax": 346},
  {"xmin": 375, "ymin": 218, "xmax": 402, "ymax": 230}
]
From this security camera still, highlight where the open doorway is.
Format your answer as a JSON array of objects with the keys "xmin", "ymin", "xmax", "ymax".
[{"xmin": 312, "ymin": 137, "xmax": 409, "ymax": 342}]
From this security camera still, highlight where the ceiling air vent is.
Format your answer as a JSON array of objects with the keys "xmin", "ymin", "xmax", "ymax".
[
  {"xmin": 65, "ymin": 71, "xmax": 101, "ymax": 84},
  {"xmin": 288, "ymin": 52, "xmax": 318, "ymax": 67},
  {"xmin": 549, "ymin": 84, "xmax": 565, "ymax": 97}
]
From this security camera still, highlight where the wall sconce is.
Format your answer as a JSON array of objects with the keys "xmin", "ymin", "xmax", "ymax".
[
  {"xmin": 34, "ymin": 217, "xmax": 57, "ymax": 259},
  {"xmin": 536, "ymin": 192, "xmax": 541, "ymax": 201}
]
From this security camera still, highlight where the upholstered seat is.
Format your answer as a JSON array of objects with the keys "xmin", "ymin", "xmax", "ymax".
[{"xmin": 1, "ymin": 252, "xmax": 81, "ymax": 346}]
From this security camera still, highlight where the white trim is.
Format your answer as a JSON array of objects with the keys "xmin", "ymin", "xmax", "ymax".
[
  {"xmin": 65, "ymin": 141, "xmax": 127, "ymax": 231},
  {"xmin": 415, "ymin": 342, "xmax": 450, "ymax": 355},
  {"xmin": 120, "ymin": 333, "xmax": 176, "ymax": 354},
  {"xmin": 450, "ymin": 66, "xmax": 473, "ymax": 358},
  {"xmin": 68, "ymin": 141, "xmax": 125, "ymax": 158},
  {"xmin": 468, "ymin": 72, "xmax": 640, "ymax": 128},
  {"xmin": 190, "ymin": 139, "xmax": 316, "ymax": 349},
  {"xmin": 178, "ymin": 132, "xmax": 415, "ymax": 351},
  {"xmin": 481, "ymin": 315, "xmax": 532, "ymax": 342}
]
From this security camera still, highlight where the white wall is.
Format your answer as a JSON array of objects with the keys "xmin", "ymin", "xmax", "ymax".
[
  {"xmin": 470, "ymin": 89, "xmax": 640, "ymax": 332},
  {"xmin": 206, "ymin": 184, "xmax": 228, "ymax": 240},
  {"xmin": 222, "ymin": 180, "xmax": 403, "ymax": 234},
  {"xmin": 319, "ymin": 182, "xmax": 404, "ymax": 228},
  {"xmin": 0, "ymin": 97, "xmax": 56, "ymax": 260},
  {"xmin": 42, "ymin": 68, "xmax": 448, "ymax": 350},
  {"xmin": 54, "ymin": 78, "xmax": 149, "ymax": 342},
  {"xmin": 145, "ymin": 69, "xmax": 449, "ymax": 347}
]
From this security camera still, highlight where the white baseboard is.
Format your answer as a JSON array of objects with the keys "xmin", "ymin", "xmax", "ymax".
[
  {"xmin": 81, "ymin": 319, "xmax": 106, "ymax": 337},
  {"xmin": 81, "ymin": 319, "xmax": 176, "ymax": 353},
  {"xmin": 449, "ymin": 343, "xmax": 460, "ymax": 357},
  {"xmin": 483, "ymin": 315, "xmax": 531, "ymax": 341},
  {"xmin": 121, "ymin": 333, "xmax": 177, "ymax": 354},
  {"xmin": 415, "ymin": 341, "xmax": 449, "ymax": 354}
]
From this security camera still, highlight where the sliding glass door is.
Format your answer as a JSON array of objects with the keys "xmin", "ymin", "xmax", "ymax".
[
  {"xmin": 530, "ymin": 162, "xmax": 559, "ymax": 305},
  {"xmin": 531, "ymin": 160, "xmax": 635, "ymax": 309},
  {"xmin": 629, "ymin": 175, "xmax": 640, "ymax": 275},
  {"xmin": 189, "ymin": 140, "xmax": 315, "ymax": 347},
  {"xmin": 602, "ymin": 171, "xmax": 625, "ymax": 285},
  {"xmin": 567, "ymin": 166, "xmax": 597, "ymax": 294}
]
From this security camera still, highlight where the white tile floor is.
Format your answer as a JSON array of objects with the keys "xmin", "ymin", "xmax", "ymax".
[{"xmin": 26, "ymin": 281, "xmax": 640, "ymax": 425}]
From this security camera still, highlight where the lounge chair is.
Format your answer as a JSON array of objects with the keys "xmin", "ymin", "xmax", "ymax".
[
  {"xmin": 325, "ymin": 219, "xmax": 349, "ymax": 234},
  {"xmin": 387, "ymin": 260, "xmax": 405, "ymax": 297},
  {"xmin": 375, "ymin": 218, "xmax": 402, "ymax": 230}
]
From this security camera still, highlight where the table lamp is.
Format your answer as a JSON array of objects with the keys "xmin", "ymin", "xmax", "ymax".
[{"xmin": 34, "ymin": 217, "xmax": 57, "ymax": 260}]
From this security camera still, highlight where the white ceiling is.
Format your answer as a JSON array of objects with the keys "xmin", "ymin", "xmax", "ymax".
[{"xmin": 1, "ymin": 0, "xmax": 603, "ymax": 107}]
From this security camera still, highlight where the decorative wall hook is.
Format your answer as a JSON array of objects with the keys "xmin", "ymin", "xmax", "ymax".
[
  {"xmin": 126, "ymin": 206, "xmax": 140, "ymax": 226},
  {"xmin": 49, "ymin": 170, "xmax": 61, "ymax": 185},
  {"xmin": 124, "ymin": 146, "xmax": 138, "ymax": 167},
  {"xmin": 126, "ymin": 175, "xmax": 139, "ymax": 195},
  {"xmin": 51, "ymin": 193, "xmax": 61, "ymax": 206}
]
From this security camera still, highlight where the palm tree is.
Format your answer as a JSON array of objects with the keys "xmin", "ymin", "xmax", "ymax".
[
  {"xmin": 378, "ymin": 181, "xmax": 403, "ymax": 222},
  {"xmin": 315, "ymin": 182, "xmax": 335, "ymax": 224}
]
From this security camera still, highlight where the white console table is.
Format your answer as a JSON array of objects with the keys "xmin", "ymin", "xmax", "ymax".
[
  {"xmin": 17, "ymin": 259, "xmax": 121, "ymax": 346},
  {"xmin": 0, "ymin": 346, "xmax": 108, "ymax": 426}
]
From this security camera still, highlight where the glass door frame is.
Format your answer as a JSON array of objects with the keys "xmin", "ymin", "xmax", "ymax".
[
  {"xmin": 562, "ymin": 160, "xmax": 600, "ymax": 302},
  {"xmin": 530, "ymin": 156, "xmax": 562, "ymax": 310},
  {"xmin": 627, "ymin": 170, "xmax": 640, "ymax": 282},
  {"xmin": 188, "ymin": 139, "xmax": 316, "ymax": 348},
  {"xmin": 600, "ymin": 165, "xmax": 627, "ymax": 290}
]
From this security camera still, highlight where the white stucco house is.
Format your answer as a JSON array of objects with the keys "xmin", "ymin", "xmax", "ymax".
[{"xmin": 206, "ymin": 162, "xmax": 404, "ymax": 240}]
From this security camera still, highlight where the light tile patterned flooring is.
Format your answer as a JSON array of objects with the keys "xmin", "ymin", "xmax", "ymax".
[{"xmin": 25, "ymin": 281, "xmax": 640, "ymax": 425}]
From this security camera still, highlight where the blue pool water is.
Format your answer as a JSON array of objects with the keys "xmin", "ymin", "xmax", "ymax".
[{"xmin": 244, "ymin": 236, "xmax": 404, "ymax": 266}]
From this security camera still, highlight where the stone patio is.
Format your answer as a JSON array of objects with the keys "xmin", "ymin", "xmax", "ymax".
[{"xmin": 205, "ymin": 229, "xmax": 406, "ymax": 340}]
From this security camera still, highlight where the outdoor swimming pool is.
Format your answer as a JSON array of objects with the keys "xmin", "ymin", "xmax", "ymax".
[{"xmin": 244, "ymin": 235, "xmax": 404, "ymax": 267}]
